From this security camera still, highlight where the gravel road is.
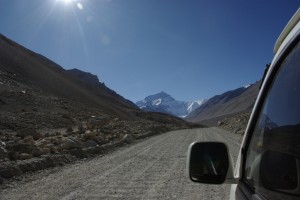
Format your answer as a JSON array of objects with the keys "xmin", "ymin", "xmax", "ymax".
[{"xmin": 0, "ymin": 128, "xmax": 243, "ymax": 200}]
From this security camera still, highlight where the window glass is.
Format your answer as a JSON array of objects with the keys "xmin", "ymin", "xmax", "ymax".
[{"xmin": 244, "ymin": 42, "xmax": 300, "ymax": 200}]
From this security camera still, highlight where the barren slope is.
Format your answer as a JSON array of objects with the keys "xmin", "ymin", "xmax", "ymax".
[
  {"xmin": 0, "ymin": 33, "xmax": 138, "ymax": 122},
  {"xmin": 186, "ymin": 81, "xmax": 260, "ymax": 125}
]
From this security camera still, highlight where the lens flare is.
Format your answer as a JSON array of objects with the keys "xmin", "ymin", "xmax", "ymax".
[{"xmin": 77, "ymin": 3, "xmax": 83, "ymax": 10}]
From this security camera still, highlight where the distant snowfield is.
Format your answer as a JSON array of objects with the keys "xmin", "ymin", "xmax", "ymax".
[{"xmin": 152, "ymin": 98, "xmax": 162, "ymax": 106}]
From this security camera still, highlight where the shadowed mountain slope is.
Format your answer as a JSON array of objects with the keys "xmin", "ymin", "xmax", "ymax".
[
  {"xmin": 186, "ymin": 81, "xmax": 261, "ymax": 125},
  {"xmin": 0, "ymin": 34, "xmax": 140, "ymax": 121}
]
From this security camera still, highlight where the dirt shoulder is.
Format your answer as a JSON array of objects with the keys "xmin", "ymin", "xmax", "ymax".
[{"xmin": 0, "ymin": 117, "xmax": 192, "ymax": 184}]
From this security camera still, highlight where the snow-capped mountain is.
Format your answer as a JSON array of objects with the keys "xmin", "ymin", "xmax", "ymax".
[{"xmin": 136, "ymin": 92, "xmax": 206, "ymax": 118}]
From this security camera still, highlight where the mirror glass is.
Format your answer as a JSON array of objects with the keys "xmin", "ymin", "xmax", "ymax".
[{"xmin": 189, "ymin": 142, "xmax": 229, "ymax": 184}]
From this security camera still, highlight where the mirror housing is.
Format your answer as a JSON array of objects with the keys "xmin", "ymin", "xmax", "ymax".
[{"xmin": 187, "ymin": 141, "xmax": 236, "ymax": 184}]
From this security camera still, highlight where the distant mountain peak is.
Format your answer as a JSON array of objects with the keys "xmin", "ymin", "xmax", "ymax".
[
  {"xmin": 158, "ymin": 91, "xmax": 168, "ymax": 96},
  {"xmin": 136, "ymin": 92, "xmax": 206, "ymax": 118},
  {"xmin": 144, "ymin": 91, "xmax": 174, "ymax": 102}
]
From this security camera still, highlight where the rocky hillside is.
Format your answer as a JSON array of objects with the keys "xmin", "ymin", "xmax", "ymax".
[
  {"xmin": 186, "ymin": 81, "xmax": 261, "ymax": 126},
  {"xmin": 217, "ymin": 112, "xmax": 251, "ymax": 135}
]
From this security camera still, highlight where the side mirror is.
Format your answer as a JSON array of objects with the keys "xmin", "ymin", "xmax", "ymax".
[{"xmin": 187, "ymin": 142, "xmax": 235, "ymax": 184}]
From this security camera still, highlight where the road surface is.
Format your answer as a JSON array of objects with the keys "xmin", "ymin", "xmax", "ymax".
[{"xmin": 0, "ymin": 128, "xmax": 243, "ymax": 200}]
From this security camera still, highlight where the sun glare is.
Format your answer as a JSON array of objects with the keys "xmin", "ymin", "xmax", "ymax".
[
  {"xmin": 63, "ymin": 0, "xmax": 73, "ymax": 4},
  {"xmin": 57, "ymin": 0, "xmax": 84, "ymax": 10},
  {"xmin": 56, "ymin": 0, "xmax": 74, "ymax": 5}
]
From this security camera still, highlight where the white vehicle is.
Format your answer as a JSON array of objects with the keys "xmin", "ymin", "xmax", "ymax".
[{"xmin": 187, "ymin": 8, "xmax": 300, "ymax": 200}]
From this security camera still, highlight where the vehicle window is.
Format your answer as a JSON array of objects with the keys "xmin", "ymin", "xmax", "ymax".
[{"xmin": 244, "ymin": 41, "xmax": 300, "ymax": 200}]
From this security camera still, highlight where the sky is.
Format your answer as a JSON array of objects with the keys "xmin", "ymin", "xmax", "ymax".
[{"xmin": 0, "ymin": 0, "xmax": 299, "ymax": 102}]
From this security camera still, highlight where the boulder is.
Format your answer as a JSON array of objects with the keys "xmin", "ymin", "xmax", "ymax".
[
  {"xmin": 83, "ymin": 140, "xmax": 98, "ymax": 148},
  {"xmin": 16, "ymin": 128, "xmax": 43, "ymax": 140},
  {"xmin": 0, "ymin": 141, "xmax": 7, "ymax": 159},
  {"xmin": 18, "ymin": 162, "xmax": 33, "ymax": 173},
  {"xmin": 122, "ymin": 134, "xmax": 132, "ymax": 143},
  {"xmin": 32, "ymin": 147, "xmax": 43, "ymax": 157},
  {"xmin": 55, "ymin": 132, "xmax": 61, "ymax": 136},
  {"xmin": 50, "ymin": 137, "xmax": 59, "ymax": 145},
  {"xmin": 69, "ymin": 149, "xmax": 88, "ymax": 159},
  {"xmin": 45, "ymin": 144, "xmax": 57, "ymax": 154},
  {"xmin": 23, "ymin": 135, "xmax": 35, "ymax": 145},
  {"xmin": 19, "ymin": 153, "xmax": 32, "ymax": 160},
  {"xmin": 8, "ymin": 151, "xmax": 20, "ymax": 160},
  {"xmin": 0, "ymin": 165, "xmax": 22, "ymax": 179},
  {"xmin": 36, "ymin": 138, "xmax": 49, "ymax": 148},
  {"xmin": 83, "ymin": 131, "xmax": 97, "ymax": 140},
  {"xmin": 77, "ymin": 126, "xmax": 85, "ymax": 134},
  {"xmin": 29, "ymin": 160, "xmax": 51, "ymax": 171},
  {"xmin": 66, "ymin": 127, "xmax": 73, "ymax": 133},
  {"xmin": 42, "ymin": 148, "xmax": 50, "ymax": 155},
  {"xmin": 62, "ymin": 138, "xmax": 82, "ymax": 150},
  {"xmin": 7, "ymin": 143, "xmax": 37, "ymax": 154}
]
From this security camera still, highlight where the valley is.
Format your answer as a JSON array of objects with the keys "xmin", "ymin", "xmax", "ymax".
[
  {"xmin": 0, "ymin": 1, "xmax": 297, "ymax": 199},
  {"xmin": 0, "ymin": 33, "xmax": 253, "ymax": 199}
]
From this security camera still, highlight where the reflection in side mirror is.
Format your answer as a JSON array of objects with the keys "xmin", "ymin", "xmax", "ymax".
[
  {"xmin": 187, "ymin": 142, "xmax": 230, "ymax": 184},
  {"xmin": 260, "ymin": 150, "xmax": 299, "ymax": 193}
]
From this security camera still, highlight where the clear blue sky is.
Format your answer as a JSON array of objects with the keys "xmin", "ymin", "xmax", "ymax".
[{"xmin": 0, "ymin": 0, "xmax": 299, "ymax": 102}]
